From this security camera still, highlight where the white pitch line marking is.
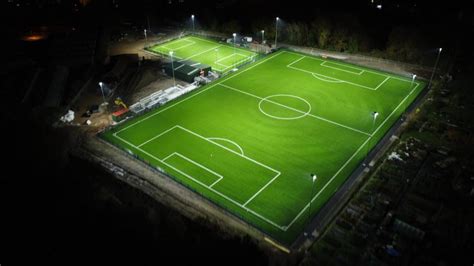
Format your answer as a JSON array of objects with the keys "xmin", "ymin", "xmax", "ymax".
[
  {"xmin": 287, "ymin": 59, "xmax": 376, "ymax": 90},
  {"xmin": 112, "ymin": 50, "xmax": 423, "ymax": 232},
  {"xmin": 113, "ymin": 127, "xmax": 285, "ymax": 230},
  {"xmin": 188, "ymin": 36, "xmax": 258, "ymax": 56},
  {"xmin": 179, "ymin": 45, "xmax": 223, "ymax": 62},
  {"xmin": 258, "ymin": 94, "xmax": 312, "ymax": 120},
  {"xmin": 284, "ymin": 82, "xmax": 420, "ymax": 229},
  {"xmin": 284, "ymin": 51, "xmax": 418, "ymax": 87},
  {"xmin": 136, "ymin": 124, "xmax": 282, "ymax": 212},
  {"xmin": 176, "ymin": 125, "xmax": 280, "ymax": 175},
  {"xmin": 164, "ymin": 152, "xmax": 224, "ymax": 187},
  {"xmin": 207, "ymin": 137, "xmax": 245, "ymax": 155},
  {"xmin": 138, "ymin": 126, "xmax": 179, "ymax": 147},
  {"xmin": 374, "ymin": 76, "xmax": 390, "ymax": 90},
  {"xmin": 311, "ymin": 73, "xmax": 343, "ymax": 83},
  {"xmin": 243, "ymin": 172, "xmax": 281, "ymax": 207},
  {"xmin": 160, "ymin": 39, "xmax": 195, "ymax": 51},
  {"xmin": 320, "ymin": 61, "xmax": 364, "ymax": 75},
  {"xmin": 115, "ymin": 50, "xmax": 284, "ymax": 135},
  {"xmin": 219, "ymin": 83, "xmax": 371, "ymax": 136}
]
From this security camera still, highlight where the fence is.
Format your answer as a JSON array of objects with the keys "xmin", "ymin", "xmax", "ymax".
[
  {"xmin": 97, "ymin": 30, "xmax": 434, "ymax": 249},
  {"xmin": 151, "ymin": 29, "xmax": 431, "ymax": 79},
  {"xmin": 95, "ymin": 134, "xmax": 289, "ymax": 249},
  {"xmin": 282, "ymin": 43, "xmax": 432, "ymax": 79},
  {"xmin": 96, "ymin": 77, "xmax": 289, "ymax": 246},
  {"xmin": 217, "ymin": 53, "xmax": 267, "ymax": 77},
  {"xmin": 143, "ymin": 31, "xmax": 267, "ymax": 77},
  {"xmin": 129, "ymin": 83, "xmax": 199, "ymax": 114}
]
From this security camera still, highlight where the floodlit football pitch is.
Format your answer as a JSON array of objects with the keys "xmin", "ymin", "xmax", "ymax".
[
  {"xmin": 102, "ymin": 50, "xmax": 425, "ymax": 244},
  {"xmin": 147, "ymin": 36, "xmax": 258, "ymax": 73}
]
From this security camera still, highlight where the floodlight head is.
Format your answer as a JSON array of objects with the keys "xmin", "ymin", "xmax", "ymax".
[
  {"xmin": 439, "ymin": 47, "xmax": 443, "ymax": 52},
  {"xmin": 191, "ymin": 14, "xmax": 194, "ymax": 19},
  {"xmin": 413, "ymin": 74, "xmax": 417, "ymax": 79},
  {"xmin": 169, "ymin": 51, "xmax": 174, "ymax": 56},
  {"xmin": 373, "ymin": 111, "xmax": 379, "ymax": 118},
  {"xmin": 261, "ymin": 30, "xmax": 264, "ymax": 33},
  {"xmin": 233, "ymin": 33, "xmax": 236, "ymax": 37},
  {"xmin": 98, "ymin": 82, "xmax": 103, "ymax": 87},
  {"xmin": 311, "ymin": 174, "xmax": 317, "ymax": 182},
  {"xmin": 276, "ymin": 17, "xmax": 280, "ymax": 21}
]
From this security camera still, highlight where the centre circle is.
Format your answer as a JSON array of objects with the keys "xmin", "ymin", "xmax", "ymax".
[{"xmin": 258, "ymin": 94, "xmax": 312, "ymax": 120}]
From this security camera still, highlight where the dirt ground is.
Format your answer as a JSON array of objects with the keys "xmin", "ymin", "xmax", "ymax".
[
  {"xmin": 108, "ymin": 36, "xmax": 159, "ymax": 59},
  {"xmin": 70, "ymin": 35, "xmax": 190, "ymax": 134},
  {"xmin": 128, "ymin": 71, "xmax": 188, "ymax": 103}
]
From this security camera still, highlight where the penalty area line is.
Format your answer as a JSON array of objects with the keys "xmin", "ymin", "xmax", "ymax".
[{"xmin": 112, "ymin": 130, "xmax": 286, "ymax": 231}]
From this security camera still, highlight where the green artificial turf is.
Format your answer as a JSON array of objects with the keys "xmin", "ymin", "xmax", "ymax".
[
  {"xmin": 102, "ymin": 49, "xmax": 425, "ymax": 245},
  {"xmin": 148, "ymin": 35, "xmax": 258, "ymax": 73}
]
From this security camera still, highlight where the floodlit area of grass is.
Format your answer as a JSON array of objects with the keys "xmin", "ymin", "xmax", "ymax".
[
  {"xmin": 147, "ymin": 35, "xmax": 258, "ymax": 73},
  {"xmin": 102, "ymin": 49, "xmax": 425, "ymax": 245}
]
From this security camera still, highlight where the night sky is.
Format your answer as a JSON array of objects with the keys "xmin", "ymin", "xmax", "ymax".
[{"xmin": 1, "ymin": 0, "xmax": 473, "ymax": 265}]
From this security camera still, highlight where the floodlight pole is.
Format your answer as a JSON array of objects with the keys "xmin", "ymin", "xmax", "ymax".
[
  {"xmin": 411, "ymin": 74, "xmax": 417, "ymax": 89},
  {"xmin": 365, "ymin": 111, "xmax": 378, "ymax": 166},
  {"xmin": 306, "ymin": 174, "xmax": 317, "ymax": 236},
  {"xmin": 98, "ymin": 82, "xmax": 106, "ymax": 104},
  {"xmin": 233, "ymin": 33, "xmax": 237, "ymax": 68},
  {"xmin": 170, "ymin": 51, "xmax": 176, "ymax": 87},
  {"xmin": 146, "ymin": 15, "xmax": 150, "ymax": 31},
  {"xmin": 275, "ymin": 17, "xmax": 279, "ymax": 48},
  {"xmin": 428, "ymin": 48, "xmax": 442, "ymax": 89},
  {"xmin": 144, "ymin": 29, "xmax": 147, "ymax": 47},
  {"xmin": 261, "ymin": 30, "xmax": 265, "ymax": 43},
  {"xmin": 191, "ymin": 14, "xmax": 195, "ymax": 34},
  {"xmin": 233, "ymin": 33, "xmax": 237, "ymax": 54}
]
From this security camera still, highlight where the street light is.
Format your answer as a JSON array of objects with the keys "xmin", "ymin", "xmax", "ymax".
[
  {"xmin": 428, "ymin": 47, "xmax": 443, "ymax": 89},
  {"xmin": 306, "ymin": 173, "xmax": 317, "ymax": 237},
  {"xmin": 191, "ymin": 14, "xmax": 195, "ymax": 33},
  {"xmin": 98, "ymin": 82, "xmax": 106, "ymax": 104},
  {"xmin": 275, "ymin": 17, "xmax": 280, "ymax": 48},
  {"xmin": 169, "ymin": 51, "xmax": 176, "ymax": 87},
  {"xmin": 261, "ymin": 30, "xmax": 265, "ymax": 43}
]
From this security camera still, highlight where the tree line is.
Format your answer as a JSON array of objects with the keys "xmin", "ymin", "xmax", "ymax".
[{"xmin": 202, "ymin": 15, "xmax": 436, "ymax": 66}]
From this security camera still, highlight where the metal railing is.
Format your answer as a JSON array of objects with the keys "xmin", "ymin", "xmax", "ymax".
[
  {"xmin": 95, "ymin": 135, "xmax": 289, "ymax": 248},
  {"xmin": 282, "ymin": 43, "xmax": 432, "ymax": 79}
]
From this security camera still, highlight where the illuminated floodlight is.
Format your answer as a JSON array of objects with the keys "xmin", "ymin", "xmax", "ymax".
[{"xmin": 305, "ymin": 173, "xmax": 317, "ymax": 236}]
